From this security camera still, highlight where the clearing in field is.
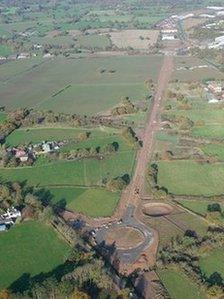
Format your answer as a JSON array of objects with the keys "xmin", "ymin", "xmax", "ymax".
[
  {"xmin": 158, "ymin": 268, "xmax": 206, "ymax": 299},
  {"xmin": 109, "ymin": 30, "xmax": 159, "ymax": 49},
  {"xmin": 47, "ymin": 187, "xmax": 119, "ymax": 218},
  {"xmin": 157, "ymin": 160, "xmax": 224, "ymax": 196},
  {"xmin": 0, "ymin": 55, "xmax": 162, "ymax": 114},
  {"xmin": 0, "ymin": 221, "xmax": 70, "ymax": 288}
]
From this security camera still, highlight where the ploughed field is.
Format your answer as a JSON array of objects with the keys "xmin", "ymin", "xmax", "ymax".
[{"xmin": 0, "ymin": 55, "xmax": 162, "ymax": 114}]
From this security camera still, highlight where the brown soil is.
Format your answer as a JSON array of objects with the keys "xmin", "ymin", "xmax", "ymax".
[
  {"xmin": 143, "ymin": 202, "xmax": 173, "ymax": 217},
  {"xmin": 105, "ymin": 226, "xmax": 144, "ymax": 250}
]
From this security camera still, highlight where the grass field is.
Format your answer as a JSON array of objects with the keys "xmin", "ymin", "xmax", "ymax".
[
  {"xmin": 0, "ymin": 221, "xmax": 70, "ymax": 288},
  {"xmin": 201, "ymin": 143, "xmax": 224, "ymax": 160},
  {"xmin": 60, "ymin": 134, "xmax": 131, "ymax": 153},
  {"xmin": 48, "ymin": 187, "xmax": 119, "ymax": 217},
  {"xmin": 159, "ymin": 268, "xmax": 206, "ymax": 299},
  {"xmin": 0, "ymin": 112, "xmax": 7, "ymax": 123},
  {"xmin": 77, "ymin": 34, "xmax": 111, "ymax": 49},
  {"xmin": 169, "ymin": 212, "xmax": 208, "ymax": 236},
  {"xmin": 177, "ymin": 199, "xmax": 224, "ymax": 216},
  {"xmin": 0, "ymin": 151, "xmax": 135, "ymax": 187},
  {"xmin": 0, "ymin": 58, "xmax": 44, "ymax": 82},
  {"xmin": 40, "ymin": 83, "xmax": 148, "ymax": 115},
  {"xmin": 5, "ymin": 126, "xmax": 117, "ymax": 146},
  {"xmin": 172, "ymin": 56, "xmax": 223, "ymax": 81},
  {"xmin": 158, "ymin": 160, "xmax": 224, "ymax": 196},
  {"xmin": 199, "ymin": 249, "xmax": 224, "ymax": 278},
  {"xmin": 144, "ymin": 216, "xmax": 182, "ymax": 248},
  {"xmin": 193, "ymin": 124, "xmax": 224, "ymax": 139},
  {"xmin": 0, "ymin": 55, "xmax": 162, "ymax": 114},
  {"xmin": 0, "ymin": 44, "xmax": 12, "ymax": 56}
]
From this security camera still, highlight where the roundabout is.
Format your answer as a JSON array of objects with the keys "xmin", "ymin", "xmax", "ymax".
[{"xmin": 94, "ymin": 205, "xmax": 154, "ymax": 264}]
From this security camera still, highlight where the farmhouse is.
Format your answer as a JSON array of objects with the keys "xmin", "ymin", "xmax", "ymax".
[
  {"xmin": 209, "ymin": 35, "xmax": 224, "ymax": 49},
  {"xmin": 43, "ymin": 53, "xmax": 54, "ymax": 58},
  {"xmin": 17, "ymin": 52, "xmax": 30, "ymax": 59},
  {"xmin": 33, "ymin": 44, "xmax": 42, "ymax": 49},
  {"xmin": 208, "ymin": 81, "xmax": 223, "ymax": 94},
  {"xmin": 31, "ymin": 141, "xmax": 61, "ymax": 155},
  {"xmin": 205, "ymin": 81, "xmax": 224, "ymax": 103}
]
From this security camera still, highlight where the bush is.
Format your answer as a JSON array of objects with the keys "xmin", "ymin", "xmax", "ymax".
[{"xmin": 207, "ymin": 203, "xmax": 222, "ymax": 213}]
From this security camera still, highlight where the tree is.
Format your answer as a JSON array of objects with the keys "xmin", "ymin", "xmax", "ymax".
[
  {"xmin": 207, "ymin": 203, "xmax": 222, "ymax": 213},
  {"xmin": 207, "ymin": 272, "xmax": 223, "ymax": 286}
]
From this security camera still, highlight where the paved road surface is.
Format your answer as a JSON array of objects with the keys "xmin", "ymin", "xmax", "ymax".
[{"xmin": 95, "ymin": 205, "xmax": 153, "ymax": 264}]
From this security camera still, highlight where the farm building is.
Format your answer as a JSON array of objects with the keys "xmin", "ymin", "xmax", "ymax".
[
  {"xmin": 208, "ymin": 81, "xmax": 223, "ymax": 94},
  {"xmin": 17, "ymin": 53, "xmax": 30, "ymax": 59},
  {"xmin": 0, "ymin": 224, "xmax": 6, "ymax": 232}
]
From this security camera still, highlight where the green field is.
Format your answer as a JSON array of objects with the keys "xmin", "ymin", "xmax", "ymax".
[
  {"xmin": 41, "ymin": 83, "xmax": 148, "ymax": 115},
  {"xmin": 159, "ymin": 268, "xmax": 206, "ymax": 299},
  {"xmin": 0, "ymin": 44, "xmax": 12, "ymax": 56},
  {"xmin": 201, "ymin": 144, "xmax": 224, "ymax": 160},
  {"xmin": 0, "ymin": 55, "xmax": 162, "ymax": 114},
  {"xmin": 0, "ymin": 151, "xmax": 135, "ymax": 186},
  {"xmin": 60, "ymin": 134, "xmax": 131, "ymax": 153},
  {"xmin": 172, "ymin": 56, "xmax": 223, "ymax": 81},
  {"xmin": 193, "ymin": 125, "xmax": 224, "ymax": 139},
  {"xmin": 5, "ymin": 127, "xmax": 117, "ymax": 146},
  {"xmin": 177, "ymin": 199, "xmax": 224, "ymax": 216},
  {"xmin": 169, "ymin": 212, "xmax": 208, "ymax": 235},
  {"xmin": 77, "ymin": 34, "xmax": 111, "ymax": 49},
  {"xmin": 0, "ymin": 221, "xmax": 70, "ymax": 288},
  {"xmin": 0, "ymin": 58, "xmax": 44, "ymax": 82},
  {"xmin": 48, "ymin": 187, "xmax": 119, "ymax": 217},
  {"xmin": 199, "ymin": 249, "xmax": 224, "ymax": 278},
  {"xmin": 158, "ymin": 160, "xmax": 224, "ymax": 196},
  {"xmin": 0, "ymin": 112, "xmax": 7, "ymax": 123}
]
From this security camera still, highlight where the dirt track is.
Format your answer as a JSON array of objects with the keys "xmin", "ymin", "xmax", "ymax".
[{"xmin": 124, "ymin": 54, "xmax": 174, "ymax": 205}]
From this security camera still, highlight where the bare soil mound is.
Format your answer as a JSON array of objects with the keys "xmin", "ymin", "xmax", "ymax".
[
  {"xmin": 105, "ymin": 226, "xmax": 144, "ymax": 250},
  {"xmin": 143, "ymin": 202, "xmax": 173, "ymax": 217}
]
